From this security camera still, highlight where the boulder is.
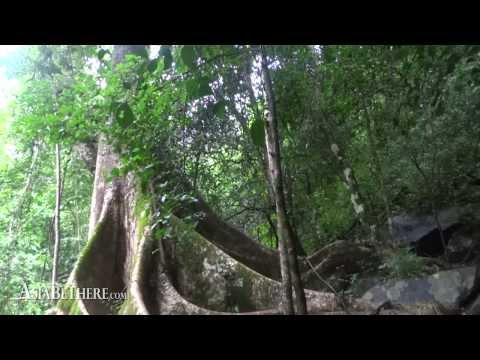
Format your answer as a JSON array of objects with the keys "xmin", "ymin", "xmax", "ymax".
[
  {"xmin": 387, "ymin": 207, "xmax": 463, "ymax": 246},
  {"xmin": 447, "ymin": 233, "xmax": 474, "ymax": 263},
  {"xmin": 360, "ymin": 266, "xmax": 476, "ymax": 308},
  {"xmin": 446, "ymin": 225, "xmax": 480, "ymax": 263},
  {"xmin": 464, "ymin": 296, "xmax": 480, "ymax": 315},
  {"xmin": 377, "ymin": 207, "xmax": 466, "ymax": 257},
  {"xmin": 350, "ymin": 277, "xmax": 383, "ymax": 297}
]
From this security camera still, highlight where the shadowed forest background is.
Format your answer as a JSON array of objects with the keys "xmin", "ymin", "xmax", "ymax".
[{"xmin": 1, "ymin": 45, "xmax": 480, "ymax": 315}]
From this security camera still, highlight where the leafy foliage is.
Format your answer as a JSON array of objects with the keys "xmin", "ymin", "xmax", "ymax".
[
  {"xmin": 379, "ymin": 248, "xmax": 428, "ymax": 279},
  {"xmin": 2, "ymin": 44, "xmax": 480, "ymax": 313}
]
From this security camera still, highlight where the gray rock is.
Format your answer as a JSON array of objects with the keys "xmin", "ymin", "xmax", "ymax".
[
  {"xmin": 465, "ymin": 296, "xmax": 480, "ymax": 315},
  {"xmin": 350, "ymin": 277, "xmax": 386, "ymax": 297},
  {"xmin": 360, "ymin": 266, "xmax": 476, "ymax": 308},
  {"xmin": 386, "ymin": 207, "xmax": 464, "ymax": 246},
  {"xmin": 447, "ymin": 232, "xmax": 475, "ymax": 262}
]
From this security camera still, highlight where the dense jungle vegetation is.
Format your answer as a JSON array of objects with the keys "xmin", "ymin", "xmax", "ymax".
[{"xmin": 1, "ymin": 45, "xmax": 480, "ymax": 315}]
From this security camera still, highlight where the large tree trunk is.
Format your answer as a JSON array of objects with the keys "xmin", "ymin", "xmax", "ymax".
[
  {"xmin": 48, "ymin": 45, "xmax": 370, "ymax": 316},
  {"xmin": 43, "ymin": 45, "xmax": 480, "ymax": 316},
  {"xmin": 63, "ymin": 45, "xmax": 145, "ymax": 314}
]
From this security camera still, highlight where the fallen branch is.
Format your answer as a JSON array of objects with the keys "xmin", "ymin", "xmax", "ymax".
[
  {"xmin": 302, "ymin": 240, "xmax": 380, "ymax": 289},
  {"xmin": 304, "ymin": 257, "xmax": 350, "ymax": 314}
]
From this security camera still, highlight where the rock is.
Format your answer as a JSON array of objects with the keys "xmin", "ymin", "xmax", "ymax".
[
  {"xmin": 446, "ymin": 225, "xmax": 480, "ymax": 263},
  {"xmin": 350, "ymin": 277, "xmax": 385, "ymax": 297},
  {"xmin": 465, "ymin": 296, "xmax": 480, "ymax": 315},
  {"xmin": 360, "ymin": 266, "xmax": 476, "ymax": 308},
  {"xmin": 447, "ymin": 233, "xmax": 475, "ymax": 263},
  {"xmin": 387, "ymin": 207, "xmax": 463, "ymax": 246},
  {"xmin": 378, "ymin": 207, "xmax": 466, "ymax": 257}
]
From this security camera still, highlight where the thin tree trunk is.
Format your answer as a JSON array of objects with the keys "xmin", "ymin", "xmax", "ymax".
[
  {"xmin": 330, "ymin": 142, "xmax": 368, "ymax": 226},
  {"xmin": 308, "ymin": 46, "xmax": 370, "ymax": 237},
  {"xmin": 8, "ymin": 142, "xmax": 41, "ymax": 241},
  {"xmin": 265, "ymin": 212, "xmax": 279, "ymax": 249},
  {"xmin": 51, "ymin": 143, "xmax": 61, "ymax": 298},
  {"xmin": 284, "ymin": 167, "xmax": 306, "ymax": 256},
  {"xmin": 411, "ymin": 154, "xmax": 448, "ymax": 257},
  {"xmin": 47, "ymin": 155, "xmax": 70, "ymax": 256},
  {"xmin": 244, "ymin": 51, "xmax": 306, "ymax": 256},
  {"xmin": 73, "ymin": 201, "xmax": 81, "ymax": 254},
  {"xmin": 260, "ymin": 46, "xmax": 307, "ymax": 315},
  {"xmin": 364, "ymin": 106, "xmax": 393, "ymax": 240}
]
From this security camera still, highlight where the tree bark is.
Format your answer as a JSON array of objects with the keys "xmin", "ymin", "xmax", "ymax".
[
  {"xmin": 260, "ymin": 46, "xmax": 307, "ymax": 314},
  {"xmin": 8, "ymin": 142, "xmax": 41, "ymax": 241},
  {"xmin": 71, "ymin": 45, "xmax": 147, "ymax": 314},
  {"xmin": 242, "ymin": 52, "xmax": 305, "ymax": 256},
  {"xmin": 308, "ymin": 46, "xmax": 370, "ymax": 237},
  {"xmin": 411, "ymin": 154, "xmax": 448, "ymax": 256},
  {"xmin": 363, "ymin": 105, "xmax": 393, "ymax": 240},
  {"xmin": 53, "ymin": 45, "xmax": 344, "ymax": 316},
  {"xmin": 87, "ymin": 45, "xmax": 147, "ymax": 240},
  {"xmin": 51, "ymin": 143, "xmax": 61, "ymax": 298}
]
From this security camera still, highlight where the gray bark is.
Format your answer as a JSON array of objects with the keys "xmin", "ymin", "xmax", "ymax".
[
  {"xmin": 85, "ymin": 45, "xmax": 146, "ymax": 293},
  {"xmin": 260, "ymin": 46, "xmax": 307, "ymax": 314},
  {"xmin": 56, "ymin": 45, "xmax": 354, "ymax": 316},
  {"xmin": 8, "ymin": 142, "xmax": 41, "ymax": 241},
  {"xmin": 363, "ymin": 105, "xmax": 393, "ymax": 240},
  {"xmin": 51, "ymin": 143, "xmax": 61, "ymax": 297},
  {"xmin": 308, "ymin": 46, "xmax": 370, "ymax": 236}
]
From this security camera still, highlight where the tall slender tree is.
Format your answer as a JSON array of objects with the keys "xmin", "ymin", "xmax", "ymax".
[
  {"xmin": 51, "ymin": 143, "xmax": 61, "ymax": 298},
  {"xmin": 260, "ymin": 46, "xmax": 307, "ymax": 314}
]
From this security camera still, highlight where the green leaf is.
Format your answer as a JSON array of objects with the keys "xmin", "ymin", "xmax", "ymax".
[
  {"xmin": 198, "ymin": 77, "xmax": 212, "ymax": 97},
  {"xmin": 181, "ymin": 46, "xmax": 196, "ymax": 69},
  {"xmin": 116, "ymin": 103, "xmax": 135, "ymax": 128},
  {"xmin": 159, "ymin": 46, "xmax": 170, "ymax": 57},
  {"xmin": 159, "ymin": 46, "xmax": 172, "ymax": 70},
  {"xmin": 132, "ymin": 47, "xmax": 149, "ymax": 60},
  {"xmin": 111, "ymin": 168, "xmax": 120, "ymax": 177},
  {"xmin": 147, "ymin": 58, "xmax": 159, "ymax": 72},
  {"xmin": 250, "ymin": 118, "xmax": 265, "ymax": 147},
  {"xmin": 97, "ymin": 49, "xmax": 109, "ymax": 61},
  {"xmin": 185, "ymin": 79, "xmax": 198, "ymax": 100},
  {"xmin": 154, "ymin": 227, "xmax": 167, "ymax": 239},
  {"xmin": 164, "ymin": 52, "xmax": 173, "ymax": 70},
  {"xmin": 185, "ymin": 77, "xmax": 212, "ymax": 101},
  {"xmin": 110, "ymin": 101, "xmax": 122, "ymax": 113},
  {"xmin": 213, "ymin": 100, "xmax": 226, "ymax": 118}
]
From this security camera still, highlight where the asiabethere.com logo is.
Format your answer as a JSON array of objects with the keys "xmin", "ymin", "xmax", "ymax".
[{"xmin": 12, "ymin": 281, "xmax": 127, "ymax": 301}]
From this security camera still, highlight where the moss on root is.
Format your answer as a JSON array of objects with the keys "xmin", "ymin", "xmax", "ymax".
[
  {"xmin": 55, "ymin": 188, "xmax": 339, "ymax": 315},
  {"xmin": 53, "ymin": 190, "xmax": 154, "ymax": 315},
  {"xmin": 52, "ymin": 223, "xmax": 105, "ymax": 315},
  {"xmin": 57, "ymin": 293, "xmax": 83, "ymax": 315},
  {"xmin": 118, "ymin": 296, "xmax": 138, "ymax": 315},
  {"xmin": 75, "ymin": 219, "xmax": 107, "ymax": 284},
  {"xmin": 168, "ymin": 215, "xmax": 285, "ymax": 312}
]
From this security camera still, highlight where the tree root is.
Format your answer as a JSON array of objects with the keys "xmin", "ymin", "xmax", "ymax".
[{"xmin": 302, "ymin": 240, "xmax": 380, "ymax": 290}]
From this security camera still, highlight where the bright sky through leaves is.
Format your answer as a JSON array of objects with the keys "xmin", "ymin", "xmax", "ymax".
[
  {"xmin": 0, "ymin": 46, "xmax": 22, "ymax": 108},
  {"xmin": 0, "ymin": 45, "xmax": 25, "ymax": 163}
]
